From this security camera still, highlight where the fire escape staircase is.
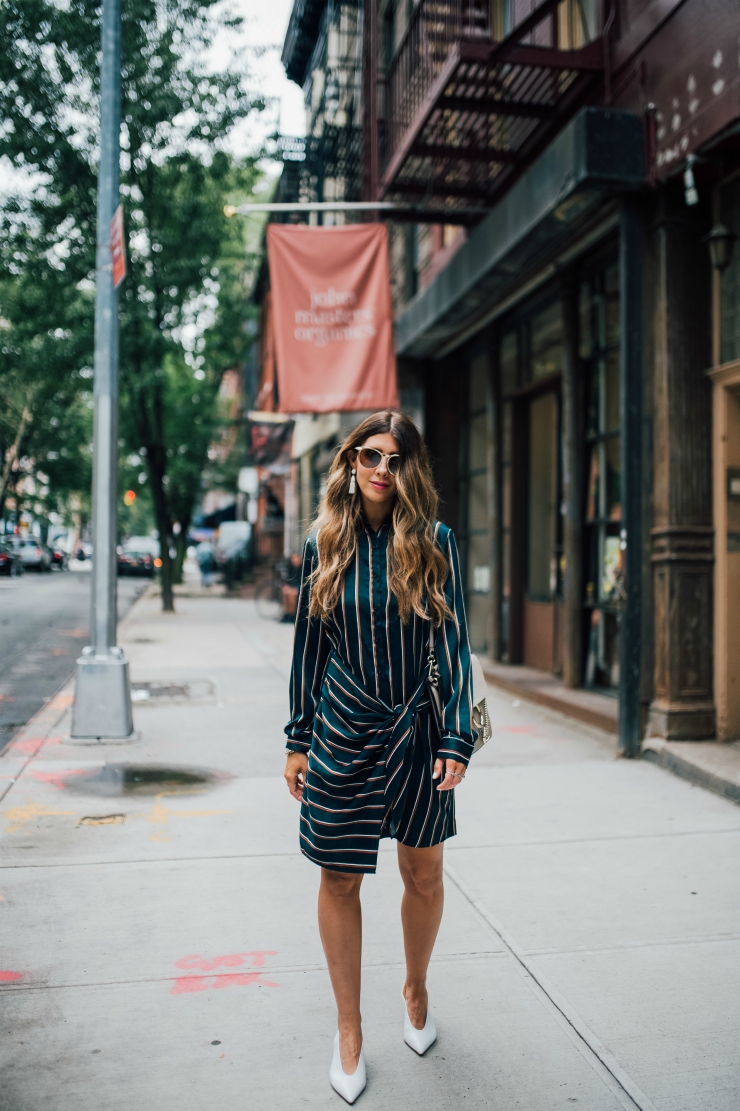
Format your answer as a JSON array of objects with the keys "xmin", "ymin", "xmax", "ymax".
[{"xmin": 379, "ymin": 0, "xmax": 606, "ymax": 208}]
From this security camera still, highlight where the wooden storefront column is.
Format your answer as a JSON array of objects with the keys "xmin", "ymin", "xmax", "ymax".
[
  {"xmin": 561, "ymin": 272, "xmax": 583, "ymax": 688},
  {"xmin": 648, "ymin": 199, "xmax": 715, "ymax": 739}
]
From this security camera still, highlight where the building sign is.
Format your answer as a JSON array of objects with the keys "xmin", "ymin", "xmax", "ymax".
[
  {"xmin": 110, "ymin": 204, "xmax": 126, "ymax": 289},
  {"xmin": 266, "ymin": 223, "xmax": 398, "ymax": 413}
]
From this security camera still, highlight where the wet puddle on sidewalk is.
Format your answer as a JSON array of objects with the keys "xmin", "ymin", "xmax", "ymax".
[{"xmin": 61, "ymin": 763, "xmax": 231, "ymax": 797}]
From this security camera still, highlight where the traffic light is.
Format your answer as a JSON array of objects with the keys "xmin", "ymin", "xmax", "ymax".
[{"xmin": 123, "ymin": 490, "xmax": 136, "ymax": 506}]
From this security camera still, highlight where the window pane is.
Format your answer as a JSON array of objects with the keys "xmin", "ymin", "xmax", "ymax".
[
  {"xmin": 600, "ymin": 528, "xmax": 622, "ymax": 604},
  {"xmin": 584, "ymin": 608, "xmax": 620, "ymax": 689},
  {"xmin": 470, "ymin": 353, "xmax": 488, "ymax": 412},
  {"xmin": 468, "ymin": 470, "xmax": 488, "ymax": 528},
  {"xmin": 497, "ymin": 408, "xmax": 511, "ymax": 528},
  {"xmin": 469, "ymin": 411, "xmax": 488, "ymax": 473},
  {"xmin": 501, "ymin": 532, "xmax": 511, "ymax": 656},
  {"xmin": 586, "ymin": 445, "xmax": 599, "ymax": 521},
  {"xmin": 467, "ymin": 530, "xmax": 490, "ymax": 591},
  {"xmin": 467, "ymin": 593, "xmax": 490, "ymax": 655},
  {"xmin": 605, "ymin": 436, "xmax": 621, "ymax": 519},
  {"xmin": 530, "ymin": 301, "xmax": 564, "ymax": 381},
  {"xmin": 527, "ymin": 391, "xmax": 558, "ymax": 598},
  {"xmin": 586, "ymin": 360, "xmax": 599, "ymax": 438},
  {"xmin": 579, "ymin": 281, "xmax": 592, "ymax": 358},
  {"xmin": 501, "ymin": 330, "xmax": 518, "ymax": 396},
  {"xmin": 605, "ymin": 266, "xmax": 620, "ymax": 347},
  {"xmin": 604, "ymin": 261, "xmax": 619, "ymax": 296},
  {"xmin": 605, "ymin": 350, "xmax": 620, "ymax": 432},
  {"xmin": 502, "ymin": 400, "xmax": 513, "ymax": 465}
]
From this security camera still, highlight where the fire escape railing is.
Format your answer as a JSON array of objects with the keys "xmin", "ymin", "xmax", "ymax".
[{"xmin": 378, "ymin": 0, "xmax": 604, "ymax": 205}]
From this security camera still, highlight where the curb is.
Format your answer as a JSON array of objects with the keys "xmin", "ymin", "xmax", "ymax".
[
  {"xmin": 481, "ymin": 665, "xmax": 618, "ymax": 736},
  {"xmin": 642, "ymin": 739, "xmax": 740, "ymax": 806},
  {"xmin": 0, "ymin": 686, "xmax": 74, "ymax": 804}
]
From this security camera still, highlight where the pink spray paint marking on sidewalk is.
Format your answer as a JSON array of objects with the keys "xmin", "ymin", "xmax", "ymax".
[
  {"xmin": 0, "ymin": 971, "xmax": 24, "ymax": 983},
  {"xmin": 170, "ymin": 951, "xmax": 279, "ymax": 995},
  {"xmin": 30, "ymin": 769, "xmax": 90, "ymax": 790}
]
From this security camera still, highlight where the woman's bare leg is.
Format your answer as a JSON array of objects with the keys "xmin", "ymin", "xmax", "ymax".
[
  {"xmin": 397, "ymin": 842, "xmax": 444, "ymax": 1029},
  {"xmin": 318, "ymin": 868, "xmax": 364, "ymax": 1072}
]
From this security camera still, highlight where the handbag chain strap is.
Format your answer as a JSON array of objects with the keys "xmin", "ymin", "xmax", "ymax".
[{"xmin": 427, "ymin": 645, "xmax": 441, "ymax": 688}]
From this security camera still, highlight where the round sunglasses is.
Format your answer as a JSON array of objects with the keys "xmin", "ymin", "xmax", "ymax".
[{"xmin": 354, "ymin": 445, "xmax": 402, "ymax": 476}]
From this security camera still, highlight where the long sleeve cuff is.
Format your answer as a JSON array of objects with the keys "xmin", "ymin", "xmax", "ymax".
[
  {"xmin": 436, "ymin": 733, "xmax": 474, "ymax": 767},
  {"xmin": 285, "ymin": 735, "xmax": 312, "ymax": 754}
]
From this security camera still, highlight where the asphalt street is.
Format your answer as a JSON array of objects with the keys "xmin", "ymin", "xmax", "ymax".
[{"xmin": 0, "ymin": 566, "xmax": 146, "ymax": 754}]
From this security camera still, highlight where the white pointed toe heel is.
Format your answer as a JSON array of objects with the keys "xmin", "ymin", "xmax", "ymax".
[
  {"xmin": 403, "ymin": 995, "xmax": 437, "ymax": 1055},
  {"xmin": 330, "ymin": 1031, "xmax": 367, "ymax": 1104}
]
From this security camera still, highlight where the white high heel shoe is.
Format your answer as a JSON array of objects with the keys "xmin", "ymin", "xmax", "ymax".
[
  {"xmin": 403, "ymin": 994, "xmax": 437, "ymax": 1055},
  {"xmin": 330, "ymin": 1031, "xmax": 367, "ymax": 1104}
]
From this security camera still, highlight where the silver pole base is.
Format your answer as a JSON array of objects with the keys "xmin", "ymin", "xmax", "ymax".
[{"xmin": 70, "ymin": 647, "xmax": 134, "ymax": 740}]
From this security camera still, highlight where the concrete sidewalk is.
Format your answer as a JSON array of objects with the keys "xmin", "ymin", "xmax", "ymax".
[{"xmin": 1, "ymin": 585, "xmax": 739, "ymax": 1111}]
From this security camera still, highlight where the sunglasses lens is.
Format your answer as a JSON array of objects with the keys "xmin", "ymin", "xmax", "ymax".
[
  {"xmin": 359, "ymin": 448, "xmax": 381, "ymax": 469},
  {"xmin": 388, "ymin": 456, "xmax": 400, "ymax": 476}
]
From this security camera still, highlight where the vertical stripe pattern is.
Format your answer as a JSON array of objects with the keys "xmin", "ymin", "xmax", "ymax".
[{"xmin": 285, "ymin": 521, "xmax": 474, "ymax": 874}]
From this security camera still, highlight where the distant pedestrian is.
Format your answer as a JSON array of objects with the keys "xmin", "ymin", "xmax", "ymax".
[
  {"xmin": 196, "ymin": 542, "xmax": 215, "ymax": 588},
  {"xmin": 283, "ymin": 410, "xmax": 474, "ymax": 1103}
]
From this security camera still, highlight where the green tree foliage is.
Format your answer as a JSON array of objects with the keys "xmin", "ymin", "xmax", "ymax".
[
  {"xmin": 0, "ymin": 0, "xmax": 263, "ymax": 608},
  {"xmin": 0, "ymin": 254, "xmax": 94, "ymax": 527}
]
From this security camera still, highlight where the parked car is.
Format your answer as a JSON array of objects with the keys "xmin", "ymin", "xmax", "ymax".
[
  {"xmin": 50, "ymin": 544, "xmax": 68, "ymax": 570},
  {"xmin": 11, "ymin": 537, "xmax": 52, "ymax": 572},
  {"xmin": 0, "ymin": 541, "xmax": 23, "ymax": 577},
  {"xmin": 116, "ymin": 547, "xmax": 155, "ymax": 577},
  {"xmin": 123, "ymin": 535, "xmax": 160, "ymax": 557}
]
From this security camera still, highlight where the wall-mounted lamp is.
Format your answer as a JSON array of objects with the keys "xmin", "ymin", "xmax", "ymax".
[
  {"xmin": 704, "ymin": 224, "xmax": 736, "ymax": 272},
  {"xmin": 684, "ymin": 154, "xmax": 699, "ymax": 206}
]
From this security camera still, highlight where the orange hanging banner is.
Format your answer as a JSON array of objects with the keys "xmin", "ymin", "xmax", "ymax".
[{"xmin": 266, "ymin": 223, "xmax": 399, "ymax": 413}]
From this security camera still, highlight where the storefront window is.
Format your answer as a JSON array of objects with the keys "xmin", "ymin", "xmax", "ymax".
[
  {"xmin": 527, "ymin": 391, "xmax": 559, "ymax": 600},
  {"xmin": 720, "ymin": 175, "xmax": 740, "ymax": 363},
  {"xmin": 460, "ymin": 353, "xmax": 492, "ymax": 654},
  {"xmin": 582, "ymin": 260, "xmax": 621, "ymax": 692},
  {"xmin": 497, "ymin": 295, "xmax": 564, "ymax": 673},
  {"xmin": 499, "ymin": 330, "xmax": 518, "ymax": 659},
  {"xmin": 530, "ymin": 301, "xmax": 565, "ymax": 381}
]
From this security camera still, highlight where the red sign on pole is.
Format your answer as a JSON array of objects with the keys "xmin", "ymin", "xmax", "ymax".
[
  {"xmin": 110, "ymin": 204, "xmax": 127, "ymax": 289},
  {"xmin": 266, "ymin": 223, "xmax": 398, "ymax": 413}
]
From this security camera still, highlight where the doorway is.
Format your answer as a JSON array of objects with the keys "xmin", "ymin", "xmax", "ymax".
[{"xmin": 524, "ymin": 387, "xmax": 562, "ymax": 672}]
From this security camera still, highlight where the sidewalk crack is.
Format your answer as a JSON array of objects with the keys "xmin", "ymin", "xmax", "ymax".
[{"xmin": 444, "ymin": 861, "xmax": 659, "ymax": 1111}]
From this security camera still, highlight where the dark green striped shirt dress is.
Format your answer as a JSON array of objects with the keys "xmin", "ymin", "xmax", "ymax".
[{"xmin": 285, "ymin": 520, "xmax": 475, "ymax": 874}]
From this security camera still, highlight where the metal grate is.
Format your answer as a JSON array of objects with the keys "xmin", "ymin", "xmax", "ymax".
[{"xmin": 379, "ymin": 0, "xmax": 603, "ymax": 207}]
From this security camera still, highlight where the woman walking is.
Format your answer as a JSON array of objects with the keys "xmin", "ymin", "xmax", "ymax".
[{"xmin": 283, "ymin": 410, "xmax": 474, "ymax": 1103}]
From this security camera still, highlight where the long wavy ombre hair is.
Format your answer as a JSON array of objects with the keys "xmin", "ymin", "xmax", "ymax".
[{"xmin": 309, "ymin": 410, "xmax": 452, "ymax": 626}]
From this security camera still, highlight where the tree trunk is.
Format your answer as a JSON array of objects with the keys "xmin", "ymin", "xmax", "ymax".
[
  {"xmin": 172, "ymin": 517, "xmax": 190, "ymax": 585},
  {"xmin": 149, "ymin": 472, "xmax": 174, "ymax": 612},
  {"xmin": 0, "ymin": 402, "xmax": 33, "ymax": 520},
  {"xmin": 136, "ymin": 408, "xmax": 175, "ymax": 612}
]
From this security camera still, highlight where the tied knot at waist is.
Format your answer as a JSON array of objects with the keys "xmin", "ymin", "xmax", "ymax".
[{"xmin": 323, "ymin": 653, "xmax": 432, "ymax": 733}]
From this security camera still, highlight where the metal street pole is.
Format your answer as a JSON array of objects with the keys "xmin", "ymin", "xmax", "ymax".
[{"xmin": 71, "ymin": 0, "xmax": 134, "ymax": 740}]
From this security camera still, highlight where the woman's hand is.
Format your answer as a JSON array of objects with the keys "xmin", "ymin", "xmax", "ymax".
[
  {"xmin": 432, "ymin": 757, "xmax": 467, "ymax": 791},
  {"xmin": 284, "ymin": 751, "xmax": 309, "ymax": 801}
]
